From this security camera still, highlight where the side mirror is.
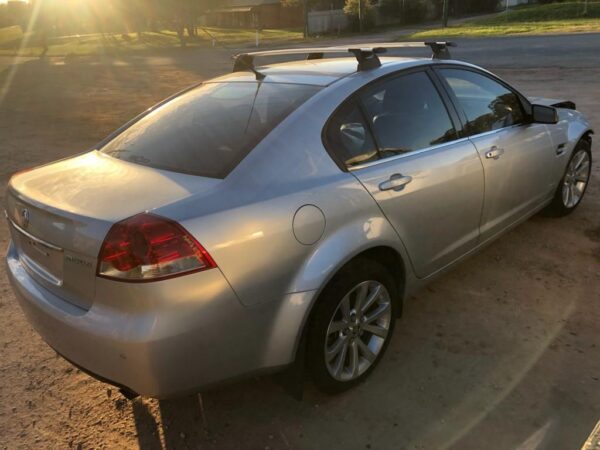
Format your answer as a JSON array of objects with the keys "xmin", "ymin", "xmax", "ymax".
[{"xmin": 531, "ymin": 104, "xmax": 558, "ymax": 124}]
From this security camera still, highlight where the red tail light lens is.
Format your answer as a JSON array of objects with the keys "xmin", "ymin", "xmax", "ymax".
[{"xmin": 97, "ymin": 213, "xmax": 216, "ymax": 282}]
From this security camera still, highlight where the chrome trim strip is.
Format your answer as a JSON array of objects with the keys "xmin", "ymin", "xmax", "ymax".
[
  {"xmin": 20, "ymin": 253, "xmax": 63, "ymax": 287},
  {"xmin": 348, "ymin": 137, "xmax": 471, "ymax": 171},
  {"xmin": 467, "ymin": 123, "xmax": 523, "ymax": 139},
  {"xmin": 348, "ymin": 124, "xmax": 525, "ymax": 172},
  {"xmin": 7, "ymin": 218, "xmax": 63, "ymax": 252}
]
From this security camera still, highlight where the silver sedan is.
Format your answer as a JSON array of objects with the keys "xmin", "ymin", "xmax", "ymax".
[{"xmin": 4, "ymin": 43, "xmax": 593, "ymax": 398}]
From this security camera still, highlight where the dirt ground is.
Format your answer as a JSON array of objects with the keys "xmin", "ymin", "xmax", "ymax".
[{"xmin": 0, "ymin": 48, "xmax": 599, "ymax": 450}]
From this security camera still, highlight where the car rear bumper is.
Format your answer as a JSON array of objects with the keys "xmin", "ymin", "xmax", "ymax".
[{"xmin": 6, "ymin": 241, "xmax": 315, "ymax": 398}]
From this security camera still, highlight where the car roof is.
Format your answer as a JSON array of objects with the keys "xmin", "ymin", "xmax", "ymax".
[{"xmin": 206, "ymin": 56, "xmax": 436, "ymax": 87}]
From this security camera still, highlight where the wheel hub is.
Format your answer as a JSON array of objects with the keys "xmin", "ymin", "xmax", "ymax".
[{"xmin": 346, "ymin": 312, "xmax": 362, "ymax": 337}]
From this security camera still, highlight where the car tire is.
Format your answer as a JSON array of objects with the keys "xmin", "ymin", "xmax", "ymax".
[
  {"xmin": 307, "ymin": 258, "xmax": 398, "ymax": 394},
  {"xmin": 543, "ymin": 138, "xmax": 592, "ymax": 217}
]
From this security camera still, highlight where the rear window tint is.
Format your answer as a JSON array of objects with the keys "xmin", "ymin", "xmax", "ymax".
[{"xmin": 101, "ymin": 82, "xmax": 321, "ymax": 178}]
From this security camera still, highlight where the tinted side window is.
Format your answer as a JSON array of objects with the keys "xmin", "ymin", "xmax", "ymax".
[
  {"xmin": 102, "ymin": 82, "xmax": 321, "ymax": 178},
  {"xmin": 439, "ymin": 69, "xmax": 525, "ymax": 136},
  {"xmin": 326, "ymin": 100, "xmax": 378, "ymax": 168},
  {"xmin": 360, "ymin": 71, "xmax": 457, "ymax": 157}
]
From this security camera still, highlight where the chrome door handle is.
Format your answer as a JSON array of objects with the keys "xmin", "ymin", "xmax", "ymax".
[
  {"xmin": 485, "ymin": 146, "xmax": 505, "ymax": 160},
  {"xmin": 379, "ymin": 174, "xmax": 413, "ymax": 192}
]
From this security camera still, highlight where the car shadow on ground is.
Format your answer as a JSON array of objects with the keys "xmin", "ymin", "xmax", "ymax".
[
  {"xmin": 132, "ymin": 395, "xmax": 208, "ymax": 449},
  {"xmin": 131, "ymin": 375, "xmax": 310, "ymax": 450}
]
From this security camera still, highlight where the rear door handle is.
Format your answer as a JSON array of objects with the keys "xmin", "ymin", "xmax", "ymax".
[
  {"xmin": 485, "ymin": 146, "xmax": 505, "ymax": 160},
  {"xmin": 379, "ymin": 174, "xmax": 413, "ymax": 192}
]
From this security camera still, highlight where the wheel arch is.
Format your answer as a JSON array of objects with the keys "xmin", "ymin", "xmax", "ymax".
[
  {"xmin": 290, "ymin": 244, "xmax": 409, "ymax": 368},
  {"xmin": 325, "ymin": 245, "xmax": 408, "ymax": 315},
  {"xmin": 567, "ymin": 127, "xmax": 593, "ymax": 164},
  {"xmin": 350, "ymin": 246, "xmax": 407, "ymax": 315},
  {"xmin": 565, "ymin": 115, "xmax": 593, "ymax": 156},
  {"xmin": 300, "ymin": 240, "xmax": 409, "ymax": 324},
  {"xmin": 582, "ymin": 129, "xmax": 594, "ymax": 145}
]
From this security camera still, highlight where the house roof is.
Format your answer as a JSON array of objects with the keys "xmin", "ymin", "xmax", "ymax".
[{"xmin": 210, "ymin": 0, "xmax": 281, "ymax": 14}]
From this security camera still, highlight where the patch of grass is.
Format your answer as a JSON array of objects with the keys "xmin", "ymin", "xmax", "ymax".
[
  {"xmin": 0, "ymin": 25, "xmax": 25, "ymax": 47},
  {"xmin": 409, "ymin": 2, "xmax": 600, "ymax": 39},
  {"xmin": 0, "ymin": 26, "xmax": 304, "ymax": 56},
  {"xmin": 483, "ymin": 1, "xmax": 600, "ymax": 23},
  {"xmin": 198, "ymin": 27, "xmax": 304, "ymax": 45}
]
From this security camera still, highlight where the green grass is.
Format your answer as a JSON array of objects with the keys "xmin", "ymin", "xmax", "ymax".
[
  {"xmin": 0, "ymin": 26, "xmax": 304, "ymax": 56},
  {"xmin": 409, "ymin": 2, "xmax": 600, "ymax": 39},
  {"xmin": 0, "ymin": 25, "xmax": 25, "ymax": 50}
]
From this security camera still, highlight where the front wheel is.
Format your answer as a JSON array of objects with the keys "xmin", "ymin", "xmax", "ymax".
[
  {"xmin": 307, "ymin": 259, "xmax": 397, "ymax": 393},
  {"xmin": 544, "ymin": 138, "xmax": 592, "ymax": 217}
]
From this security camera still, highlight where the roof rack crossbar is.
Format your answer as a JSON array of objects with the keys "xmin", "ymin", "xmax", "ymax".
[
  {"xmin": 232, "ymin": 53, "xmax": 266, "ymax": 80},
  {"xmin": 232, "ymin": 41, "xmax": 456, "ymax": 75},
  {"xmin": 425, "ymin": 41, "xmax": 457, "ymax": 60},
  {"xmin": 348, "ymin": 47, "xmax": 386, "ymax": 71}
]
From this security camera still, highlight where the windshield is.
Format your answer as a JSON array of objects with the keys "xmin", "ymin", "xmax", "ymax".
[{"xmin": 101, "ymin": 82, "xmax": 321, "ymax": 178}]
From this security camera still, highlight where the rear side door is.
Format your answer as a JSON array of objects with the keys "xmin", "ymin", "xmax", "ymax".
[
  {"xmin": 435, "ymin": 67, "xmax": 556, "ymax": 240},
  {"xmin": 325, "ymin": 69, "xmax": 484, "ymax": 278}
]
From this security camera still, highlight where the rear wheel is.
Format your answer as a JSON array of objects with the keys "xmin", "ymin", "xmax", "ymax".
[
  {"xmin": 307, "ymin": 259, "xmax": 397, "ymax": 393},
  {"xmin": 544, "ymin": 138, "xmax": 592, "ymax": 217}
]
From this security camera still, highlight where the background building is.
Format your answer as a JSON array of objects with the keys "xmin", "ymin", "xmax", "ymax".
[{"xmin": 205, "ymin": 0, "xmax": 302, "ymax": 29}]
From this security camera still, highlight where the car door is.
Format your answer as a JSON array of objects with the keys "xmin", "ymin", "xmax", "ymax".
[
  {"xmin": 325, "ymin": 69, "xmax": 485, "ymax": 278},
  {"xmin": 435, "ymin": 67, "xmax": 556, "ymax": 240}
]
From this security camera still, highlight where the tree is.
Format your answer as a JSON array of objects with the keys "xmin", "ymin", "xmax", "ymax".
[
  {"xmin": 19, "ymin": 0, "xmax": 222, "ymax": 51},
  {"xmin": 376, "ymin": 0, "xmax": 427, "ymax": 24},
  {"xmin": 378, "ymin": 0, "xmax": 401, "ymax": 17},
  {"xmin": 28, "ymin": 0, "xmax": 55, "ymax": 55},
  {"xmin": 280, "ymin": 0, "xmax": 338, "ymax": 8},
  {"xmin": 430, "ymin": 0, "xmax": 499, "ymax": 19},
  {"xmin": 343, "ymin": 0, "xmax": 375, "ymax": 31},
  {"xmin": 442, "ymin": 0, "xmax": 448, "ymax": 27},
  {"xmin": 153, "ymin": 0, "xmax": 219, "ymax": 46}
]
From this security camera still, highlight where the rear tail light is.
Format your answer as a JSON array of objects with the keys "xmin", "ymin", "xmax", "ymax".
[{"xmin": 97, "ymin": 213, "xmax": 216, "ymax": 282}]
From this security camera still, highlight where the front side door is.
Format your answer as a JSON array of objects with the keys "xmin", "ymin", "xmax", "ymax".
[
  {"xmin": 436, "ymin": 68, "xmax": 556, "ymax": 240},
  {"xmin": 325, "ymin": 70, "xmax": 484, "ymax": 278}
]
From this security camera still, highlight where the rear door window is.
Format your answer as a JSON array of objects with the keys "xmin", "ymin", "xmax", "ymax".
[
  {"xmin": 325, "ymin": 71, "xmax": 457, "ymax": 170},
  {"xmin": 102, "ymin": 82, "xmax": 321, "ymax": 178},
  {"xmin": 360, "ymin": 71, "xmax": 457, "ymax": 157}
]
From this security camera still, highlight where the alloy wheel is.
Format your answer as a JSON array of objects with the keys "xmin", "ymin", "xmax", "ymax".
[
  {"xmin": 562, "ymin": 149, "xmax": 591, "ymax": 208},
  {"xmin": 324, "ymin": 280, "xmax": 392, "ymax": 382}
]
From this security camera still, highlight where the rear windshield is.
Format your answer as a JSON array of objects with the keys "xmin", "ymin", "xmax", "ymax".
[{"xmin": 101, "ymin": 82, "xmax": 321, "ymax": 178}]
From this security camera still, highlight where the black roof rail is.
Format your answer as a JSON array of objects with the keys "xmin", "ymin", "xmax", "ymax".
[{"xmin": 232, "ymin": 42, "xmax": 457, "ymax": 77}]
